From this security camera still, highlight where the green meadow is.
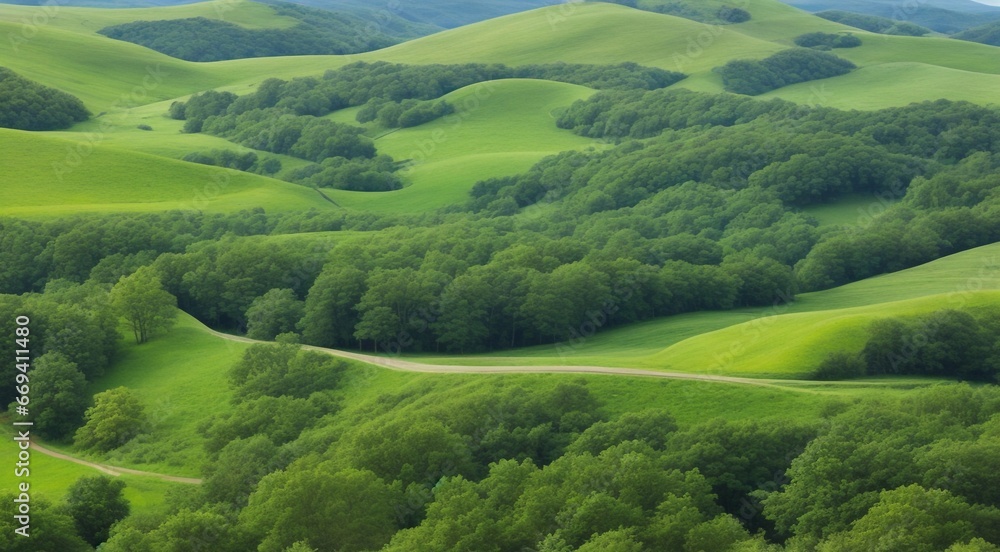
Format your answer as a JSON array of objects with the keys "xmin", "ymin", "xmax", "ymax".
[
  {"xmin": 328, "ymin": 79, "xmax": 598, "ymax": 212},
  {"xmin": 0, "ymin": 426, "xmax": 183, "ymax": 516},
  {"xmin": 0, "ymin": 128, "xmax": 332, "ymax": 218}
]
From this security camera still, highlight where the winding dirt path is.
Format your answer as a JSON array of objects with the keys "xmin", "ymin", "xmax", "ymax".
[
  {"xmin": 30, "ymin": 442, "xmax": 202, "ymax": 484},
  {"xmin": 204, "ymin": 329, "xmax": 878, "ymax": 393},
  {"xmin": 31, "ymin": 327, "xmax": 902, "ymax": 482}
]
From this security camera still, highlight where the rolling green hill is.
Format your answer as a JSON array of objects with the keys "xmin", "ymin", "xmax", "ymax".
[
  {"xmin": 327, "ymin": 79, "xmax": 598, "ymax": 212},
  {"xmin": 0, "ymin": 128, "xmax": 333, "ymax": 217}
]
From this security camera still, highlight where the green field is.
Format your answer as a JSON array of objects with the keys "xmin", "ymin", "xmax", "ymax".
[
  {"xmin": 800, "ymin": 193, "xmax": 891, "ymax": 227},
  {"xmin": 0, "ymin": 128, "xmax": 333, "ymax": 218},
  {"xmin": 0, "ymin": 426, "xmax": 182, "ymax": 516}
]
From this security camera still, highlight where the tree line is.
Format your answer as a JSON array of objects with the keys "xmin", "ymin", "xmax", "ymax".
[
  {"xmin": 793, "ymin": 32, "xmax": 862, "ymax": 49},
  {"xmin": 815, "ymin": 307, "xmax": 1000, "ymax": 381},
  {"xmin": 716, "ymin": 48, "xmax": 857, "ymax": 95},
  {"xmin": 0, "ymin": 67, "xmax": 89, "ymax": 131}
]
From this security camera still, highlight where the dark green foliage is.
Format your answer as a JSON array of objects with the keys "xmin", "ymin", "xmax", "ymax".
[
  {"xmin": 176, "ymin": 62, "xmax": 682, "ymax": 125},
  {"xmin": 97, "ymin": 1, "xmax": 412, "ymax": 63},
  {"xmin": 816, "ymin": 10, "xmax": 931, "ymax": 35},
  {"xmin": 183, "ymin": 149, "xmax": 282, "ymax": 176},
  {"xmin": 794, "ymin": 31, "xmax": 862, "ymax": 49},
  {"xmin": 288, "ymin": 156, "xmax": 403, "ymax": 191},
  {"xmin": 66, "ymin": 476, "xmax": 130, "ymax": 546},
  {"xmin": 718, "ymin": 6, "xmax": 752, "ymax": 23},
  {"xmin": 227, "ymin": 343, "xmax": 347, "ymax": 401},
  {"xmin": 22, "ymin": 353, "xmax": 88, "ymax": 440},
  {"xmin": 169, "ymin": 61, "xmax": 681, "ymax": 188},
  {"xmin": 101, "ymin": 506, "xmax": 240, "ymax": 552},
  {"xmin": 568, "ymin": 409, "xmax": 677, "ymax": 454},
  {"xmin": 0, "ymin": 66, "xmax": 89, "ymax": 130},
  {"xmin": 201, "ymin": 109, "xmax": 375, "ymax": 162},
  {"xmin": 0, "ymin": 285, "xmax": 119, "ymax": 406},
  {"xmin": 110, "ymin": 266, "xmax": 177, "ymax": 345},
  {"xmin": 760, "ymin": 385, "xmax": 1000, "ymax": 544},
  {"xmin": 203, "ymin": 435, "xmax": 288, "ymax": 508},
  {"xmin": 860, "ymin": 309, "xmax": 1000, "ymax": 380},
  {"xmin": 0, "ymin": 495, "xmax": 91, "ymax": 551},
  {"xmin": 180, "ymin": 90, "xmax": 236, "ymax": 133},
  {"xmin": 74, "ymin": 387, "xmax": 147, "ymax": 452},
  {"xmin": 239, "ymin": 463, "xmax": 403, "ymax": 552},
  {"xmin": 820, "ymin": 485, "xmax": 1000, "ymax": 551},
  {"xmin": 954, "ymin": 21, "xmax": 1000, "ymax": 46},
  {"xmin": 717, "ymin": 48, "xmax": 857, "ymax": 95},
  {"xmin": 245, "ymin": 288, "xmax": 305, "ymax": 341},
  {"xmin": 812, "ymin": 351, "xmax": 866, "ymax": 380},
  {"xmin": 154, "ymin": 235, "xmax": 327, "ymax": 329},
  {"xmin": 378, "ymin": 99, "xmax": 455, "ymax": 128},
  {"xmin": 201, "ymin": 395, "xmax": 332, "ymax": 452},
  {"xmin": 663, "ymin": 419, "xmax": 818, "ymax": 534}
]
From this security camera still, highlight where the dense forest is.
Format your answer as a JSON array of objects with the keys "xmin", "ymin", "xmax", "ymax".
[
  {"xmin": 814, "ymin": 10, "xmax": 931, "ymax": 35},
  {"xmin": 0, "ymin": 67, "xmax": 90, "ymax": 131},
  {"xmin": 954, "ymin": 21, "xmax": 1000, "ymax": 46},
  {"xmin": 97, "ymin": 2, "xmax": 432, "ymax": 61},
  {"xmin": 716, "ymin": 49, "xmax": 857, "ymax": 95}
]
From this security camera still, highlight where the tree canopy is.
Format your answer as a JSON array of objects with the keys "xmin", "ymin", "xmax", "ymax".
[{"xmin": 0, "ymin": 66, "xmax": 89, "ymax": 130}]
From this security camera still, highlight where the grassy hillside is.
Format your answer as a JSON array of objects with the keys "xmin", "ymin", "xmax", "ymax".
[
  {"xmin": 327, "ymin": 79, "xmax": 598, "ymax": 212},
  {"xmin": 765, "ymin": 63, "xmax": 1000, "ymax": 109},
  {"xmin": 0, "ymin": 428, "xmax": 182, "ymax": 516},
  {"xmin": 0, "ymin": 0, "xmax": 299, "ymax": 33},
  {"xmin": 366, "ymin": 3, "xmax": 782, "ymax": 72},
  {"xmin": 414, "ymin": 242, "xmax": 1000, "ymax": 373},
  {"xmin": 5, "ymin": 1, "xmax": 1000, "ymax": 115},
  {"xmin": 0, "ymin": 128, "xmax": 332, "ymax": 217},
  {"xmin": 59, "ymin": 311, "xmax": 925, "ymax": 477}
]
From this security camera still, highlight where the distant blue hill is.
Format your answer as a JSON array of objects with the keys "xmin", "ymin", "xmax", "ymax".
[{"xmin": 780, "ymin": 0, "xmax": 1000, "ymax": 32}]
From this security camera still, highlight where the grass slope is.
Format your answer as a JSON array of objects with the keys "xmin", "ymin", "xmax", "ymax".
[
  {"xmin": 4, "ymin": 0, "xmax": 1000, "ymax": 112},
  {"xmin": 0, "ymin": 128, "xmax": 332, "ymax": 217},
  {"xmin": 70, "ymin": 312, "xmax": 250, "ymax": 477},
  {"xmin": 365, "ymin": 3, "xmax": 783, "ymax": 72},
  {"xmin": 414, "ymin": 242, "xmax": 1000, "ymax": 374},
  {"xmin": 764, "ymin": 63, "xmax": 1000, "ymax": 109},
  {"xmin": 327, "ymin": 79, "xmax": 598, "ymax": 212},
  {"xmin": 0, "ymin": 0, "xmax": 299, "ymax": 33},
  {"xmin": 0, "ymin": 426, "xmax": 182, "ymax": 516},
  {"xmin": 68, "ymin": 313, "xmax": 920, "ymax": 475}
]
